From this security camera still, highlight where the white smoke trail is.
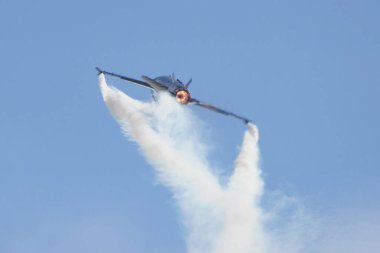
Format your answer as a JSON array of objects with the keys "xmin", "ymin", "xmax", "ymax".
[
  {"xmin": 212, "ymin": 124, "xmax": 267, "ymax": 253},
  {"xmin": 99, "ymin": 74, "xmax": 267, "ymax": 253}
]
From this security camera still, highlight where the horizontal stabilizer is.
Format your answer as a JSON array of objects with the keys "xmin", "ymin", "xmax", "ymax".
[{"xmin": 141, "ymin": 75, "xmax": 168, "ymax": 91}]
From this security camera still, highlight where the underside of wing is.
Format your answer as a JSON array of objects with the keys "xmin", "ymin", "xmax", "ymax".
[{"xmin": 190, "ymin": 98, "xmax": 250, "ymax": 124}]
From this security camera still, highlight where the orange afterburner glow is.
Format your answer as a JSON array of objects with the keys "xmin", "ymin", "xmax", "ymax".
[{"xmin": 175, "ymin": 90, "xmax": 191, "ymax": 104}]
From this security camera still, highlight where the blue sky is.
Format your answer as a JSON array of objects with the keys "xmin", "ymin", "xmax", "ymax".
[{"xmin": 1, "ymin": 0, "xmax": 379, "ymax": 252}]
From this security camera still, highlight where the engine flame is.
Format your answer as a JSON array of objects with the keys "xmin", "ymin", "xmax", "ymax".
[{"xmin": 176, "ymin": 90, "xmax": 191, "ymax": 104}]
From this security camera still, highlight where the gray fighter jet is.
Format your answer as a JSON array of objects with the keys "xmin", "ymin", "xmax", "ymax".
[{"xmin": 96, "ymin": 67, "xmax": 251, "ymax": 124}]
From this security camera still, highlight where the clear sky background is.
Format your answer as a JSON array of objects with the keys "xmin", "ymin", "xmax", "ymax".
[{"xmin": 1, "ymin": 0, "xmax": 379, "ymax": 252}]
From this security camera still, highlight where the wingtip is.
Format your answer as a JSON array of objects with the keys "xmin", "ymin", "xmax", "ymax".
[{"xmin": 95, "ymin": 67, "xmax": 103, "ymax": 76}]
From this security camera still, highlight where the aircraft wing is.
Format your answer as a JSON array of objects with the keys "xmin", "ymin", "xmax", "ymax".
[
  {"xmin": 190, "ymin": 98, "xmax": 250, "ymax": 124},
  {"xmin": 96, "ymin": 67, "xmax": 153, "ymax": 89}
]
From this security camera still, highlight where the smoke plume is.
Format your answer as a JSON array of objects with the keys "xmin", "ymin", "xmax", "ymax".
[{"xmin": 98, "ymin": 74, "xmax": 299, "ymax": 253}]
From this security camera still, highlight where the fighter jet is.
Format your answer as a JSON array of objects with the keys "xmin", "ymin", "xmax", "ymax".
[{"xmin": 96, "ymin": 67, "xmax": 251, "ymax": 124}]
